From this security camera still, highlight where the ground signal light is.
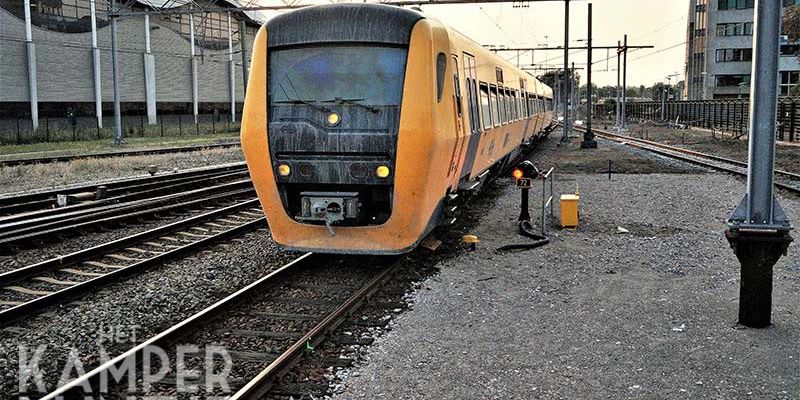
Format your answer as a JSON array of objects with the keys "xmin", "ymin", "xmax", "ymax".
[{"xmin": 512, "ymin": 161, "xmax": 539, "ymax": 181}]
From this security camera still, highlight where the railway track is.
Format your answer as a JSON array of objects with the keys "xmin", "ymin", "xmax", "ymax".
[
  {"xmin": 41, "ymin": 253, "xmax": 402, "ymax": 399},
  {"xmin": 0, "ymin": 162, "xmax": 247, "ymax": 216},
  {"xmin": 575, "ymin": 125, "xmax": 800, "ymax": 194},
  {"xmin": 0, "ymin": 142, "xmax": 241, "ymax": 168},
  {"xmin": 0, "ymin": 198, "xmax": 266, "ymax": 325}
]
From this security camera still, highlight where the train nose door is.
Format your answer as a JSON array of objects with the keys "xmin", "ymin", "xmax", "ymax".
[{"xmin": 459, "ymin": 53, "xmax": 482, "ymax": 182}]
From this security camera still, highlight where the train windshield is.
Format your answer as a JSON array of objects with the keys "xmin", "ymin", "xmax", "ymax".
[{"xmin": 269, "ymin": 46, "xmax": 407, "ymax": 106}]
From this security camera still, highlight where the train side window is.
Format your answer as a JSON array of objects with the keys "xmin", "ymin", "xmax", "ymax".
[
  {"xmin": 463, "ymin": 53, "xmax": 480, "ymax": 132},
  {"xmin": 436, "ymin": 53, "xmax": 447, "ymax": 102},
  {"xmin": 498, "ymin": 88, "xmax": 506, "ymax": 124},
  {"xmin": 525, "ymin": 92, "xmax": 531, "ymax": 117},
  {"xmin": 510, "ymin": 90, "xmax": 516, "ymax": 120},
  {"xmin": 506, "ymin": 88, "xmax": 514, "ymax": 122},
  {"xmin": 479, "ymin": 82, "xmax": 492, "ymax": 129},
  {"xmin": 513, "ymin": 90, "xmax": 519, "ymax": 120},
  {"xmin": 489, "ymin": 85, "xmax": 500, "ymax": 127},
  {"xmin": 529, "ymin": 93, "xmax": 535, "ymax": 117}
]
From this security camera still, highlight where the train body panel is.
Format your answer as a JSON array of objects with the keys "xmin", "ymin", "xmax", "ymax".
[{"xmin": 241, "ymin": 4, "xmax": 554, "ymax": 254}]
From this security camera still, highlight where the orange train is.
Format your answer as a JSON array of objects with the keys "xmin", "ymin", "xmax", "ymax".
[{"xmin": 241, "ymin": 4, "xmax": 555, "ymax": 254}]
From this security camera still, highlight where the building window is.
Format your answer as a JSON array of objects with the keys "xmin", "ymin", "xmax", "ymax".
[
  {"xmin": 5, "ymin": 0, "xmax": 111, "ymax": 33},
  {"xmin": 719, "ymin": 0, "xmax": 755, "ymax": 10},
  {"xmin": 781, "ymin": 44, "xmax": 800, "ymax": 56},
  {"xmin": 715, "ymin": 48, "xmax": 753, "ymax": 62},
  {"xmin": 716, "ymin": 22, "xmax": 753, "ymax": 36},
  {"xmin": 715, "ymin": 74, "xmax": 751, "ymax": 87},
  {"xmin": 780, "ymin": 71, "xmax": 800, "ymax": 96}
]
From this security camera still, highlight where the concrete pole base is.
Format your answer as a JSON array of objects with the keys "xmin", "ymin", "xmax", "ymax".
[
  {"xmin": 580, "ymin": 140, "xmax": 598, "ymax": 149},
  {"xmin": 725, "ymin": 229, "xmax": 792, "ymax": 328}
]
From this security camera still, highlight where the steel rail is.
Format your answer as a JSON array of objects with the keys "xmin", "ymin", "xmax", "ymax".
[
  {"xmin": 0, "ymin": 178, "xmax": 252, "ymax": 235},
  {"xmin": 0, "ymin": 169, "xmax": 250, "ymax": 225},
  {"xmin": 232, "ymin": 258, "xmax": 402, "ymax": 399},
  {"xmin": 0, "ymin": 184, "xmax": 255, "ymax": 251},
  {"xmin": 0, "ymin": 199, "xmax": 266, "ymax": 325},
  {"xmin": 41, "ymin": 253, "xmax": 315, "ymax": 400},
  {"xmin": 0, "ymin": 142, "xmax": 241, "ymax": 167},
  {"xmin": 573, "ymin": 126, "xmax": 800, "ymax": 194},
  {"xmin": 587, "ymin": 127, "xmax": 800, "ymax": 181},
  {"xmin": 0, "ymin": 162, "xmax": 246, "ymax": 213},
  {"xmin": 41, "ymin": 254, "xmax": 401, "ymax": 399}
]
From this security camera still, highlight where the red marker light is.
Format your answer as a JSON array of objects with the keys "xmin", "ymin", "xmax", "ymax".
[{"xmin": 512, "ymin": 168, "xmax": 524, "ymax": 180}]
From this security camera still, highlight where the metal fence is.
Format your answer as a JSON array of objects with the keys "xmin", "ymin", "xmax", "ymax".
[
  {"xmin": 0, "ymin": 113, "xmax": 242, "ymax": 145},
  {"xmin": 595, "ymin": 98, "xmax": 800, "ymax": 142}
]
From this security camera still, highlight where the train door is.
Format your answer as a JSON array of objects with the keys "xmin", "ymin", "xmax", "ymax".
[
  {"xmin": 459, "ymin": 53, "xmax": 482, "ymax": 182},
  {"xmin": 448, "ymin": 55, "xmax": 467, "ymax": 178}
]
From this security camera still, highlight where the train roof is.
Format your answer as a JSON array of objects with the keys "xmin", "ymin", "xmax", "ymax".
[
  {"xmin": 266, "ymin": 4, "xmax": 424, "ymax": 47},
  {"xmin": 262, "ymin": 3, "xmax": 551, "ymax": 95}
]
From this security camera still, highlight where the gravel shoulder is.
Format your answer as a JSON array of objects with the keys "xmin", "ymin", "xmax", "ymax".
[{"xmin": 334, "ymin": 136, "xmax": 800, "ymax": 399}]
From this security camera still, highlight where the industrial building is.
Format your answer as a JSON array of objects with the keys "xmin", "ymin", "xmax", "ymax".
[
  {"xmin": 0, "ymin": 0, "xmax": 262, "ymax": 130},
  {"xmin": 684, "ymin": 0, "xmax": 800, "ymax": 100}
]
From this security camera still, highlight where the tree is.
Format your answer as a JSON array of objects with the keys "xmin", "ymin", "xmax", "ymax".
[
  {"xmin": 537, "ymin": 71, "xmax": 560, "ymax": 89},
  {"xmin": 784, "ymin": 5, "xmax": 800, "ymax": 42}
]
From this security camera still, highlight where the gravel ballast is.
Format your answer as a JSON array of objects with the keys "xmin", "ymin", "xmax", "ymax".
[
  {"xmin": 333, "ymin": 137, "xmax": 799, "ymax": 399},
  {"xmin": 0, "ymin": 227, "xmax": 299, "ymax": 397}
]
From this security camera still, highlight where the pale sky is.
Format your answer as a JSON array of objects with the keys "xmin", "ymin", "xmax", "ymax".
[
  {"xmin": 255, "ymin": 0, "xmax": 689, "ymax": 87},
  {"xmin": 414, "ymin": 0, "xmax": 689, "ymax": 87}
]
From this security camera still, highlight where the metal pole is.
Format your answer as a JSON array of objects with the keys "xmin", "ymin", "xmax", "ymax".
[
  {"xmin": 110, "ymin": 0, "xmax": 123, "ymax": 145},
  {"xmin": 562, "ymin": 0, "xmax": 570, "ymax": 142},
  {"xmin": 239, "ymin": 20, "xmax": 250, "ymax": 96},
  {"xmin": 615, "ymin": 40, "xmax": 621, "ymax": 128},
  {"xmin": 582, "ymin": 2, "xmax": 595, "ymax": 148},
  {"xmin": 228, "ymin": 12, "xmax": 236, "ymax": 123},
  {"xmin": 143, "ymin": 13, "xmax": 157, "ymax": 126},
  {"xmin": 519, "ymin": 188, "xmax": 530, "ymax": 222},
  {"xmin": 189, "ymin": 12, "xmax": 199, "ymax": 124},
  {"xmin": 23, "ymin": 0, "xmax": 39, "ymax": 131},
  {"xmin": 621, "ymin": 34, "xmax": 628, "ymax": 131},
  {"xmin": 90, "ymin": 0, "xmax": 102, "ymax": 129},
  {"xmin": 726, "ymin": 0, "xmax": 792, "ymax": 329}
]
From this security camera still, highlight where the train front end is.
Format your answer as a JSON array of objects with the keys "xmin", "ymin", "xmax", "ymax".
[{"xmin": 241, "ymin": 5, "xmax": 454, "ymax": 254}]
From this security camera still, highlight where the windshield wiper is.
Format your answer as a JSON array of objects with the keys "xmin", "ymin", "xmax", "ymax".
[
  {"xmin": 321, "ymin": 97, "xmax": 380, "ymax": 113},
  {"xmin": 274, "ymin": 98, "xmax": 331, "ymax": 113}
]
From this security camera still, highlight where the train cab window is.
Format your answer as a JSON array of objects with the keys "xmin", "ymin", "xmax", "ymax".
[
  {"xmin": 269, "ymin": 46, "xmax": 406, "ymax": 108},
  {"xmin": 489, "ymin": 85, "xmax": 500, "ymax": 127},
  {"xmin": 479, "ymin": 83, "xmax": 492, "ymax": 129},
  {"xmin": 436, "ymin": 53, "xmax": 447, "ymax": 102}
]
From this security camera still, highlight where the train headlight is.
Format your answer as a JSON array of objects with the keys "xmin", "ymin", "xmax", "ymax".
[
  {"xmin": 326, "ymin": 112, "xmax": 341, "ymax": 126},
  {"xmin": 375, "ymin": 165, "xmax": 391, "ymax": 179},
  {"xmin": 277, "ymin": 164, "xmax": 291, "ymax": 177}
]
